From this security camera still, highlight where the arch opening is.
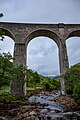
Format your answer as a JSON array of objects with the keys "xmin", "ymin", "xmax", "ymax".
[
  {"xmin": 0, "ymin": 36, "xmax": 15, "ymax": 57},
  {"xmin": 27, "ymin": 36, "xmax": 60, "ymax": 77},
  {"xmin": 0, "ymin": 28, "xmax": 15, "ymax": 57},
  {"xmin": 66, "ymin": 36, "xmax": 80, "ymax": 67}
]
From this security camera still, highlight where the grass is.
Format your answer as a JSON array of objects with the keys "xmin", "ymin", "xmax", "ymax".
[
  {"xmin": 27, "ymin": 86, "xmax": 42, "ymax": 91},
  {"xmin": 0, "ymin": 92, "xmax": 28, "ymax": 104},
  {"xmin": 0, "ymin": 86, "xmax": 42, "ymax": 97},
  {"xmin": 1, "ymin": 86, "xmax": 10, "ymax": 90},
  {"xmin": 0, "ymin": 86, "xmax": 41, "ymax": 91}
]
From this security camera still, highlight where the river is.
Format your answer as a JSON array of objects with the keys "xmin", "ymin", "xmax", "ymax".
[{"xmin": 28, "ymin": 90, "xmax": 80, "ymax": 120}]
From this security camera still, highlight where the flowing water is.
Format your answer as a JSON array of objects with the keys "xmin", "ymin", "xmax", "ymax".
[{"xmin": 28, "ymin": 91, "xmax": 80, "ymax": 120}]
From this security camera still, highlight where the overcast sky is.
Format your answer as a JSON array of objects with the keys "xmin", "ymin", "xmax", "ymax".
[{"xmin": 0, "ymin": 0, "xmax": 80, "ymax": 76}]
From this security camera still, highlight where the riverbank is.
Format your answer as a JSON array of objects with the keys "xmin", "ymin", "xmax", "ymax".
[
  {"xmin": 0, "ymin": 91, "xmax": 80, "ymax": 120},
  {"xmin": 54, "ymin": 95, "xmax": 79, "ymax": 111},
  {"xmin": 0, "ymin": 102, "xmax": 47, "ymax": 120}
]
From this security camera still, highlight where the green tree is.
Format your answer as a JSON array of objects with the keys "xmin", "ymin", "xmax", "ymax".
[
  {"xmin": 62, "ymin": 64, "xmax": 80, "ymax": 101},
  {"xmin": 33, "ymin": 71, "xmax": 40, "ymax": 84},
  {"xmin": 0, "ymin": 54, "xmax": 13, "ymax": 88},
  {"xmin": 33, "ymin": 71, "xmax": 40, "ymax": 90},
  {"xmin": 73, "ymin": 82, "xmax": 80, "ymax": 102},
  {"xmin": 26, "ymin": 69, "xmax": 40, "ymax": 88},
  {"xmin": 0, "ymin": 13, "xmax": 3, "ymax": 18},
  {"xmin": 26, "ymin": 69, "xmax": 35, "ymax": 87},
  {"xmin": 0, "ymin": 53, "xmax": 27, "ymax": 91},
  {"xmin": 40, "ymin": 77, "xmax": 60, "ymax": 91},
  {"xmin": 11, "ymin": 64, "xmax": 26, "ymax": 81},
  {"xmin": 63, "ymin": 64, "xmax": 80, "ymax": 95}
]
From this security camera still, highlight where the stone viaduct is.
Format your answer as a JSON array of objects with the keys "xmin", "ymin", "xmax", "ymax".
[{"xmin": 0, "ymin": 22, "xmax": 80, "ymax": 95}]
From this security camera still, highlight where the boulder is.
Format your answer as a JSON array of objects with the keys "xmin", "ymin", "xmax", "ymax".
[{"xmin": 54, "ymin": 96, "xmax": 78, "ymax": 111}]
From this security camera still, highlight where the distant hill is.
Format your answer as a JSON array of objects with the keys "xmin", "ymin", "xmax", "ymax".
[
  {"xmin": 72, "ymin": 62, "xmax": 80, "ymax": 67},
  {"xmin": 54, "ymin": 75, "xmax": 60, "ymax": 79},
  {"xmin": 48, "ymin": 75, "xmax": 60, "ymax": 79},
  {"xmin": 75, "ymin": 62, "xmax": 80, "ymax": 65}
]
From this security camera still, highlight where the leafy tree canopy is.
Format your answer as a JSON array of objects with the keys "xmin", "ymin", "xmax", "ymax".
[
  {"xmin": 0, "ymin": 13, "xmax": 3, "ymax": 18},
  {"xmin": 62, "ymin": 64, "xmax": 80, "ymax": 101},
  {"xmin": 0, "ymin": 54, "xmax": 13, "ymax": 88}
]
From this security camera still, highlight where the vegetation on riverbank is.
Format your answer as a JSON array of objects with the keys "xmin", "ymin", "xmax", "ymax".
[
  {"xmin": 0, "ymin": 53, "xmax": 80, "ymax": 103},
  {"xmin": 0, "ymin": 92, "xmax": 28, "ymax": 105},
  {"xmin": 0, "ymin": 53, "xmax": 60, "ymax": 92},
  {"xmin": 62, "ymin": 64, "xmax": 80, "ymax": 103}
]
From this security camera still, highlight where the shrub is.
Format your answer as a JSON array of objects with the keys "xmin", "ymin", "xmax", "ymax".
[
  {"xmin": 73, "ymin": 82, "xmax": 80, "ymax": 102},
  {"xmin": 62, "ymin": 64, "xmax": 80, "ymax": 101},
  {"xmin": 40, "ymin": 77, "xmax": 60, "ymax": 91},
  {"xmin": 0, "ymin": 92, "xmax": 25, "ymax": 103}
]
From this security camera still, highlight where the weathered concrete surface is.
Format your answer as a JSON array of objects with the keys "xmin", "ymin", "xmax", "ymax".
[{"xmin": 0, "ymin": 22, "xmax": 80, "ymax": 95}]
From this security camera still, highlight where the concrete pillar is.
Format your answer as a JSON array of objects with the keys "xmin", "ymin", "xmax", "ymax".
[
  {"xmin": 10, "ymin": 43, "xmax": 26, "ymax": 96},
  {"xmin": 59, "ymin": 41, "xmax": 69, "ymax": 95}
]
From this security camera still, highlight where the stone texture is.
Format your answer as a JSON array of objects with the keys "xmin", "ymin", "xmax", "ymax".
[
  {"xmin": 0, "ymin": 22, "xmax": 80, "ymax": 95},
  {"xmin": 54, "ymin": 96, "xmax": 78, "ymax": 111}
]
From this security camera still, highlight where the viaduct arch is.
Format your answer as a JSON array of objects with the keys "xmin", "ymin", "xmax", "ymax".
[{"xmin": 0, "ymin": 22, "xmax": 80, "ymax": 95}]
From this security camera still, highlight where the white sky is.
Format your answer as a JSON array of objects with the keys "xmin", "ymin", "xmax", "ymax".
[{"xmin": 0, "ymin": 0, "xmax": 80, "ymax": 76}]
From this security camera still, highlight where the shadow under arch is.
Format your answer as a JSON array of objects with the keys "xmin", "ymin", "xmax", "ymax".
[
  {"xmin": 0, "ymin": 27, "xmax": 15, "ymax": 41},
  {"xmin": 25, "ymin": 29, "xmax": 61, "ymax": 48},
  {"xmin": 66, "ymin": 29, "xmax": 80, "ymax": 40}
]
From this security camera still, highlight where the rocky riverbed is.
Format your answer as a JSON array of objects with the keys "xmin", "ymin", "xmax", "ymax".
[{"xmin": 0, "ymin": 90, "xmax": 80, "ymax": 120}]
